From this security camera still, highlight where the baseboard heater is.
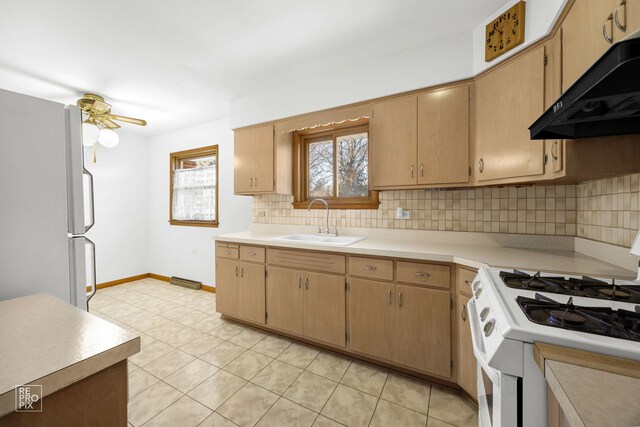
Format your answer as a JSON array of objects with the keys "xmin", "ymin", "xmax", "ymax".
[{"xmin": 170, "ymin": 276, "xmax": 202, "ymax": 290}]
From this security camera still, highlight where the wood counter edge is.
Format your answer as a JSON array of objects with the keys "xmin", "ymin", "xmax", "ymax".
[
  {"xmin": 0, "ymin": 336, "xmax": 140, "ymax": 417},
  {"xmin": 533, "ymin": 341, "xmax": 640, "ymax": 380}
]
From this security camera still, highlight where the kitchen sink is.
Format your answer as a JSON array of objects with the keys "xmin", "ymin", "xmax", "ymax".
[{"xmin": 272, "ymin": 234, "xmax": 365, "ymax": 246}]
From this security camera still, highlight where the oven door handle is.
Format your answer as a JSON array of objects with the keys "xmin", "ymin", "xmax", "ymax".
[{"xmin": 467, "ymin": 298, "xmax": 501, "ymax": 383}]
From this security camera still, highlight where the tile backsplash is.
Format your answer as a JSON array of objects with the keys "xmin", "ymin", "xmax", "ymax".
[
  {"xmin": 576, "ymin": 174, "xmax": 640, "ymax": 247},
  {"xmin": 252, "ymin": 174, "xmax": 640, "ymax": 248}
]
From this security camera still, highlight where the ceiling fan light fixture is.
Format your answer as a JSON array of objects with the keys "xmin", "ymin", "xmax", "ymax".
[
  {"xmin": 98, "ymin": 128, "xmax": 119, "ymax": 148},
  {"xmin": 82, "ymin": 122, "xmax": 99, "ymax": 147}
]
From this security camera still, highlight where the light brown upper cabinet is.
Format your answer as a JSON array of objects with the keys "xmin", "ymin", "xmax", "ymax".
[
  {"xmin": 418, "ymin": 85, "xmax": 470, "ymax": 185},
  {"xmin": 234, "ymin": 123, "xmax": 291, "ymax": 195},
  {"xmin": 370, "ymin": 95, "xmax": 418, "ymax": 188},
  {"xmin": 475, "ymin": 45, "xmax": 546, "ymax": 183},
  {"xmin": 371, "ymin": 85, "xmax": 471, "ymax": 189},
  {"xmin": 562, "ymin": 0, "xmax": 618, "ymax": 92}
]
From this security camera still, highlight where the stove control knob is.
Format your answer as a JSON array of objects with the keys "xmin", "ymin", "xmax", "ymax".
[
  {"xmin": 484, "ymin": 319, "xmax": 496, "ymax": 337},
  {"xmin": 475, "ymin": 286, "xmax": 483, "ymax": 298},
  {"xmin": 480, "ymin": 307, "xmax": 490, "ymax": 321}
]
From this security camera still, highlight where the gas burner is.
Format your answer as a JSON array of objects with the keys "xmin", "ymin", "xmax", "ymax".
[
  {"xmin": 517, "ymin": 294, "xmax": 640, "ymax": 342},
  {"xmin": 548, "ymin": 309, "xmax": 587, "ymax": 326},
  {"xmin": 500, "ymin": 271, "xmax": 640, "ymax": 303}
]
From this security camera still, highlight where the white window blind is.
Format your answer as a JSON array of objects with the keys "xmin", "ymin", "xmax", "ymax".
[{"xmin": 172, "ymin": 164, "xmax": 216, "ymax": 221}]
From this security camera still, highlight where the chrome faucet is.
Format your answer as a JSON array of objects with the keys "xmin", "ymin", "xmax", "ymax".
[{"xmin": 307, "ymin": 198, "xmax": 331, "ymax": 235}]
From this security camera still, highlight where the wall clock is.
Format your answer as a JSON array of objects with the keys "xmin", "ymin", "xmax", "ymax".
[{"xmin": 485, "ymin": 1, "xmax": 526, "ymax": 62}]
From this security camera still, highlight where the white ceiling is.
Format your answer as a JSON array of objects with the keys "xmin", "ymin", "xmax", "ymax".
[{"xmin": 0, "ymin": 0, "xmax": 509, "ymax": 135}]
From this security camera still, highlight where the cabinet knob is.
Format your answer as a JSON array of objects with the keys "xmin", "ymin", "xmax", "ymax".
[
  {"xmin": 478, "ymin": 158, "xmax": 484, "ymax": 173},
  {"xmin": 615, "ymin": 0, "xmax": 627, "ymax": 32},
  {"xmin": 603, "ymin": 13, "xmax": 614, "ymax": 44}
]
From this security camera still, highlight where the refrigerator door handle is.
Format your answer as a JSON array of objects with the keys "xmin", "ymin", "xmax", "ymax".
[
  {"xmin": 83, "ymin": 168, "xmax": 95, "ymax": 232},
  {"xmin": 85, "ymin": 237, "xmax": 97, "ymax": 301}
]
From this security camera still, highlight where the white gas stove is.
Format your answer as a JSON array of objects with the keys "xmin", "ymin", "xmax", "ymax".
[{"xmin": 469, "ymin": 267, "xmax": 640, "ymax": 427}]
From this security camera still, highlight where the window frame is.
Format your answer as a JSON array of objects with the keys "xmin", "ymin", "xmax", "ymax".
[
  {"xmin": 169, "ymin": 145, "xmax": 219, "ymax": 227},
  {"xmin": 292, "ymin": 122, "xmax": 379, "ymax": 209}
]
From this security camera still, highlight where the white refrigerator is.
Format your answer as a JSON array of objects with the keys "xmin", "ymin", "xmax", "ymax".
[{"xmin": 0, "ymin": 88, "xmax": 96, "ymax": 310}]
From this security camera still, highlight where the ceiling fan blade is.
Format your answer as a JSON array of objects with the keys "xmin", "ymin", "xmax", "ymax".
[
  {"xmin": 101, "ymin": 118, "xmax": 121, "ymax": 129},
  {"xmin": 107, "ymin": 114, "xmax": 147, "ymax": 126}
]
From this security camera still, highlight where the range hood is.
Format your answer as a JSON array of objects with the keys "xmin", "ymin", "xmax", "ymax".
[{"xmin": 530, "ymin": 37, "xmax": 640, "ymax": 140}]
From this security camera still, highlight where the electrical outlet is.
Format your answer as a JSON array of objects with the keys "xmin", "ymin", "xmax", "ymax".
[
  {"xmin": 396, "ymin": 208, "xmax": 411, "ymax": 220},
  {"xmin": 192, "ymin": 249, "xmax": 198, "ymax": 255}
]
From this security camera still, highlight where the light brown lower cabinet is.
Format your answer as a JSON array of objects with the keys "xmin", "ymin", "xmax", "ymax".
[
  {"xmin": 457, "ymin": 294, "xmax": 477, "ymax": 398},
  {"xmin": 265, "ymin": 266, "xmax": 304, "ymax": 335},
  {"xmin": 216, "ymin": 258, "xmax": 240, "ymax": 317},
  {"xmin": 348, "ymin": 278, "xmax": 396, "ymax": 361},
  {"xmin": 396, "ymin": 284, "xmax": 451, "ymax": 378},
  {"xmin": 265, "ymin": 267, "xmax": 346, "ymax": 348},
  {"xmin": 216, "ymin": 258, "xmax": 265, "ymax": 324}
]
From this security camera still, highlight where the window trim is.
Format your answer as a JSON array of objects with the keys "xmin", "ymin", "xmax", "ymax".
[
  {"xmin": 169, "ymin": 145, "xmax": 219, "ymax": 227},
  {"xmin": 292, "ymin": 122, "xmax": 379, "ymax": 210}
]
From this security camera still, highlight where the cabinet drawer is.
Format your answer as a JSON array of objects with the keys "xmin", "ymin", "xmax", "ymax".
[
  {"xmin": 216, "ymin": 244, "xmax": 239, "ymax": 260},
  {"xmin": 457, "ymin": 267, "xmax": 477, "ymax": 298},
  {"xmin": 397, "ymin": 262, "xmax": 450, "ymax": 289},
  {"xmin": 349, "ymin": 257, "xmax": 393, "ymax": 281},
  {"xmin": 267, "ymin": 248, "xmax": 345, "ymax": 274},
  {"xmin": 240, "ymin": 246, "xmax": 265, "ymax": 263}
]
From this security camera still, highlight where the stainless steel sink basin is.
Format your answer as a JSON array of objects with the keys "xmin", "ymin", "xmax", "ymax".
[{"xmin": 272, "ymin": 234, "xmax": 365, "ymax": 246}]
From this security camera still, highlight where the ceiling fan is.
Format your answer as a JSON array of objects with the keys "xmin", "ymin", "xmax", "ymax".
[{"xmin": 77, "ymin": 93, "xmax": 147, "ymax": 160}]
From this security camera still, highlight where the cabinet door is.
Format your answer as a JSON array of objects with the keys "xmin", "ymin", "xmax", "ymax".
[
  {"xmin": 475, "ymin": 46, "xmax": 546, "ymax": 182},
  {"xmin": 251, "ymin": 124, "xmax": 275, "ymax": 193},
  {"xmin": 234, "ymin": 124, "xmax": 274, "ymax": 194},
  {"xmin": 238, "ymin": 262, "xmax": 266, "ymax": 324},
  {"xmin": 370, "ymin": 96, "xmax": 418, "ymax": 187},
  {"xmin": 216, "ymin": 258, "xmax": 239, "ymax": 317},
  {"xmin": 348, "ymin": 279, "xmax": 395, "ymax": 361},
  {"xmin": 458, "ymin": 294, "xmax": 477, "ymax": 399},
  {"xmin": 396, "ymin": 284, "xmax": 451, "ymax": 378},
  {"xmin": 266, "ymin": 266, "xmax": 303, "ymax": 335},
  {"xmin": 418, "ymin": 85, "xmax": 470, "ymax": 185},
  {"xmin": 303, "ymin": 272, "xmax": 346, "ymax": 347},
  {"xmin": 563, "ymin": 0, "xmax": 618, "ymax": 92}
]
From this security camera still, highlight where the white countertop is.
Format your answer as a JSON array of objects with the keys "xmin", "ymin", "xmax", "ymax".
[
  {"xmin": 0, "ymin": 293, "xmax": 140, "ymax": 416},
  {"xmin": 215, "ymin": 230, "xmax": 637, "ymax": 279}
]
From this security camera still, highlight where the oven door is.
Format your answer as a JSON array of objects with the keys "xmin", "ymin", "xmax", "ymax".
[{"xmin": 468, "ymin": 298, "xmax": 519, "ymax": 427}]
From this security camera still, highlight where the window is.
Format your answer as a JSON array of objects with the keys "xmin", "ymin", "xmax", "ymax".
[
  {"xmin": 293, "ymin": 124, "xmax": 379, "ymax": 209},
  {"xmin": 169, "ymin": 145, "xmax": 218, "ymax": 227}
]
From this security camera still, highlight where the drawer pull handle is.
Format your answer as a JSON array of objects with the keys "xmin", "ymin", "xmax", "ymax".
[
  {"xmin": 464, "ymin": 280, "xmax": 472, "ymax": 285},
  {"xmin": 363, "ymin": 265, "xmax": 377, "ymax": 271},
  {"xmin": 305, "ymin": 278, "xmax": 309, "ymax": 290},
  {"xmin": 398, "ymin": 291, "xmax": 404, "ymax": 307},
  {"xmin": 615, "ymin": 0, "xmax": 627, "ymax": 32},
  {"xmin": 235, "ymin": 266, "xmax": 238, "ymax": 277},
  {"xmin": 387, "ymin": 290, "xmax": 392, "ymax": 305},
  {"xmin": 240, "ymin": 267, "xmax": 244, "ymax": 278},
  {"xmin": 460, "ymin": 304, "xmax": 467, "ymax": 321},
  {"xmin": 224, "ymin": 250, "xmax": 231, "ymax": 255},
  {"xmin": 297, "ymin": 276, "xmax": 302, "ymax": 289},
  {"xmin": 603, "ymin": 13, "xmax": 614, "ymax": 44},
  {"xmin": 248, "ymin": 252, "xmax": 256, "ymax": 256},
  {"xmin": 414, "ymin": 272, "xmax": 430, "ymax": 278}
]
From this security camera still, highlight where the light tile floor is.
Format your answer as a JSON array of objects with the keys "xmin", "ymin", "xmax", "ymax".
[{"xmin": 89, "ymin": 278, "xmax": 478, "ymax": 427}]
